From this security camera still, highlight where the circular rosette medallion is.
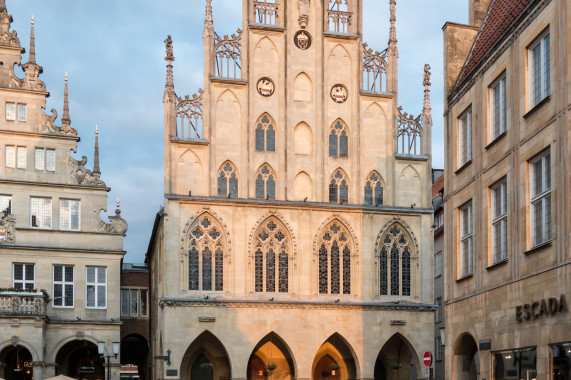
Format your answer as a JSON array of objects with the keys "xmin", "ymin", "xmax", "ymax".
[
  {"xmin": 294, "ymin": 30, "xmax": 312, "ymax": 50},
  {"xmin": 330, "ymin": 84, "xmax": 348, "ymax": 103},
  {"xmin": 257, "ymin": 77, "xmax": 275, "ymax": 97}
]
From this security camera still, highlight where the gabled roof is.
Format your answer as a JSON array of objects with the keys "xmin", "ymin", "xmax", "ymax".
[
  {"xmin": 457, "ymin": 0, "xmax": 536, "ymax": 84},
  {"xmin": 432, "ymin": 174, "xmax": 444, "ymax": 197}
]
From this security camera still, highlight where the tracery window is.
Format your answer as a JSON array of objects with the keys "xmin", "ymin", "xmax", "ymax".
[
  {"xmin": 255, "ymin": 113, "xmax": 276, "ymax": 152},
  {"xmin": 329, "ymin": 169, "xmax": 349, "ymax": 204},
  {"xmin": 256, "ymin": 164, "xmax": 276, "ymax": 200},
  {"xmin": 378, "ymin": 223, "xmax": 413, "ymax": 296},
  {"xmin": 253, "ymin": 217, "xmax": 291, "ymax": 293},
  {"xmin": 328, "ymin": 0, "xmax": 351, "ymax": 33},
  {"xmin": 364, "ymin": 171, "xmax": 384, "ymax": 205},
  {"xmin": 217, "ymin": 161, "xmax": 239, "ymax": 197},
  {"xmin": 317, "ymin": 220, "xmax": 353, "ymax": 295},
  {"xmin": 329, "ymin": 120, "xmax": 349, "ymax": 158},
  {"xmin": 188, "ymin": 215, "xmax": 225, "ymax": 292}
]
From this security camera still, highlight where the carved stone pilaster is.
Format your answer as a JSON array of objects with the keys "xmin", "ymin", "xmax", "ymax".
[{"xmin": 299, "ymin": 0, "xmax": 310, "ymax": 28}]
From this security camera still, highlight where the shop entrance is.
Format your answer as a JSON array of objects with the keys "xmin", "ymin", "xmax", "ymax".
[
  {"xmin": 54, "ymin": 340, "xmax": 105, "ymax": 380},
  {"xmin": 452, "ymin": 333, "xmax": 479, "ymax": 380},
  {"xmin": 0, "ymin": 345, "xmax": 34, "ymax": 380}
]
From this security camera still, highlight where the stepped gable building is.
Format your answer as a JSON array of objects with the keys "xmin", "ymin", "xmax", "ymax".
[
  {"xmin": 443, "ymin": 0, "xmax": 570, "ymax": 379},
  {"xmin": 0, "ymin": 1, "xmax": 128, "ymax": 379},
  {"xmin": 147, "ymin": 1, "xmax": 435, "ymax": 380}
]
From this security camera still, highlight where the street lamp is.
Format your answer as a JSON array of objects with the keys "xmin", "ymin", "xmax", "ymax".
[{"xmin": 98, "ymin": 341, "xmax": 120, "ymax": 380}]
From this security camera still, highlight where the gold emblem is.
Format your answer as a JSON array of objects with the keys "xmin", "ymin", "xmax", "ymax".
[
  {"xmin": 331, "ymin": 84, "xmax": 348, "ymax": 103},
  {"xmin": 257, "ymin": 77, "xmax": 275, "ymax": 97},
  {"xmin": 294, "ymin": 30, "xmax": 312, "ymax": 50}
]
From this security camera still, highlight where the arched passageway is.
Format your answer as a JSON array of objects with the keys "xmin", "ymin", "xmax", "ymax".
[
  {"xmin": 121, "ymin": 334, "xmax": 149, "ymax": 380},
  {"xmin": 374, "ymin": 333, "xmax": 419, "ymax": 380},
  {"xmin": 312, "ymin": 333, "xmax": 358, "ymax": 380},
  {"xmin": 247, "ymin": 332, "xmax": 295, "ymax": 380},
  {"xmin": 0, "ymin": 345, "xmax": 33, "ymax": 380},
  {"xmin": 180, "ymin": 331, "xmax": 231, "ymax": 380},
  {"xmin": 54, "ymin": 340, "xmax": 105, "ymax": 380},
  {"xmin": 452, "ymin": 334, "xmax": 479, "ymax": 380}
]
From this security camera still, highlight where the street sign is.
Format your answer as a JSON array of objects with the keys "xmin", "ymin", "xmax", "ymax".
[{"xmin": 423, "ymin": 351, "xmax": 432, "ymax": 367}]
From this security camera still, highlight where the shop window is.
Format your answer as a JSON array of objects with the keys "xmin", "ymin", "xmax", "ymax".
[
  {"xmin": 493, "ymin": 348, "xmax": 536, "ymax": 380},
  {"xmin": 552, "ymin": 344, "xmax": 571, "ymax": 380}
]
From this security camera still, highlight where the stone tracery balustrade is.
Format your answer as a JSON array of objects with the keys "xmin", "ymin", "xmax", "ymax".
[
  {"xmin": 397, "ymin": 107, "xmax": 423, "ymax": 156},
  {"xmin": 253, "ymin": 1, "xmax": 278, "ymax": 25},
  {"xmin": 177, "ymin": 90, "xmax": 204, "ymax": 139},
  {"xmin": 328, "ymin": 10, "xmax": 351, "ymax": 33},
  {"xmin": 0, "ymin": 292, "xmax": 47, "ymax": 316},
  {"xmin": 215, "ymin": 30, "xmax": 242, "ymax": 79},
  {"xmin": 362, "ymin": 43, "xmax": 388, "ymax": 93}
]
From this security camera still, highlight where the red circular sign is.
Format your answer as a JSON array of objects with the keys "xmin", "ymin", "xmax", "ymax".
[{"xmin": 423, "ymin": 351, "xmax": 432, "ymax": 367}]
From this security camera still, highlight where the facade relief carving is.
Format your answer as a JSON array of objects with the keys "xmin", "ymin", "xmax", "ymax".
[
  {"xmin": 0, "ymin": 213, "xmax": 15, "ymax": 244},
  {"xmin": 68, "ymin": 155, "xmax": 106, "ymax": 187},
  {"xmin": 96, "ymin": 205, "xmax": 128, "ymax": 235},
  {"xmin": 298, "ymin": 0, "xmax": 310, "ymax": 28},
  {"xmin": 42, "ymin": 108, "xmax": 78, "ymax": 136}
]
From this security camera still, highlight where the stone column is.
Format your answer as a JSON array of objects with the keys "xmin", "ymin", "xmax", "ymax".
[
  {"xmin": 32, "ymin": 362, "xmax": 45, "ymax": 380},
  {"xmin": 43, "ymin": 363, "xmax": 56, "ymax": 379}
]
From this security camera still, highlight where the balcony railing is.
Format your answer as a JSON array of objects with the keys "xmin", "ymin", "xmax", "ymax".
[
  {"xmin": 0, "ymin": 292, "xmax": 47, "ymax": 316},
  {"xmin": 328, "ymin": 10, "xmax": 351, "ymax": 33},
  {"xmin": 253, "ymin": 1, "xmax": 278, "ymax": 25}
]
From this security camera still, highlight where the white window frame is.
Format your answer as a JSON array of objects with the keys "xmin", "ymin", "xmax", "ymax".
[
  {"xmin": 140, "ymin": 289, "xmax": 148, "ymax": 317},
  {"xmin": 17, "ymin": 104, "xmax": 27, "ymax": 121},
  {"xmin": 7, "ymin": 146, "xmax": 26, "ymax": 169},
  {"xmin": 120, "ymin": 288, "xmax": 149, "ymax": 318},
  {"xmin": 490, "ymin": 74, "xmax": 507, "ymax": 141},
  {"xmin": 530, "ymin": 150, "xmax": 551, "ymax": 248},
  {"xmin": 5, "ymin": 103, "xmax": 15, "ymax": 121},
  {"xmin": 53, "ymin": 265, "xmax": 74, "ymax": 308},
  {"xmin": 13, "ymin": 263, "xmax": 35, "ymax": 289},
  {"xmin": 59, "ymin": 199, "xmax": 81, "ymax": 231},
  {"xmin": 5, "ymin": 145, "xmax": 15, "ymax": 168},
  {"xmin": 435, "ymin": 337, "xmax": 443, "ymax": 361},
  {"xmin": 120, "ymin": 289, "xmax": 129, "ymax": 317},
  {"xmin": 458, "ymin": 107, "xmax": 472, "ymax": 167},
  {"xmin": 460, "ymin": 201, "xmax": 473, "ymax": 277},
  {"xmin": 491, "ymin": 178, "xmax": 508, "ymax": 263},
  {"xmin": 434, "ymin": 251, "xmax": 443, "ymax": 278},
  {"xmin": 35, "ymin": 148, "xmax": 56, "ymax": 172},
  {"xmin": 30, "ymin": 197, "xmax": 52, "ymax": 229},
  {"xmin": 528, "ymin": 31, "xmax": 550, "ymax": 109},
  {"xmin": 130, "ymin": 289, "xmax": 138, "ymax": 317},
  {"xmin": 86, "ymin": 266, "xmax": 107, "ymax": 309},
  {"xmin": 0, "ymin": 195, "xmax": 12, "ymax": 216},
  {"xmin": 435, "ymin": 297, "xmax": 443, "ymax": 323}
]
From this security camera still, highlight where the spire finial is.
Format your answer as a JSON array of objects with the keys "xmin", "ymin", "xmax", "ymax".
[
  {"xmin": 62, "ymin": 72, "xmax": 71, "ymax": 127},
  {"xmin": 164, "ymin": 36, "xmax": 175, "ymax": 101},
  {"xmin": 93, "ymin": 125, "xmax": 101, "ymax": 176},
  {"xmin": 422, "ymin": 64, "xmax": 432, "ymax": 126},
  {"xmin": 388, "ymin": 0, "xmax": 398, "ymax": 56},
  {"xmin": 29, "ymin": 15, "xmax": 36, "ymax": 63},
  {"xmin": 203, "ymin": 0, "xmax": 214, "ymax": 38}
]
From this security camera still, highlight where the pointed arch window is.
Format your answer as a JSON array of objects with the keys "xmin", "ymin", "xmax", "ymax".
[
  {"xmin": 329, "ymin": 169, "xmax": 349, "ymax": 204},
  {"xmin": 253, "ymin": 217, "xmax": 291, "ymax": 293},
  {"xmin": 255, "ymin": 113, "xmax": 276, "ymax": 152},
  {"xmin": 317, "ymin": 221, "xmax": 353, "ymax": 295},
  {"xmin": 217, "ymin": 161, "xmax": 239, "ymax": 197},
  {"xmin": 329, "ymin": 120, "xmax": 349, "ymax": 158},
  {"xmin": 364, "ymin": 171, "xmax": 384, "ymax": 205},
  {"xmin": 256, "ymin": 164, "xmax": 276, "ymax": 200},
  {"xmin": 378, "ymin": 223, "xmax": 413, "ymax": 296},
  {"xmin": 187, "ymin": 215, "xmax": 225, "ymax": 292}
]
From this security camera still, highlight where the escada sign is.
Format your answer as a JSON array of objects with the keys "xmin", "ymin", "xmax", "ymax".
[{"xmin": 515, "ymin": 294, "xmax": 568, "ymax": 322}]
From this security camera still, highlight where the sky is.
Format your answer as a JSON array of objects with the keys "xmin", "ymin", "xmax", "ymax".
[{"xmin": 9, "ymin": 0, "xmax": 468, "ymax": 263}]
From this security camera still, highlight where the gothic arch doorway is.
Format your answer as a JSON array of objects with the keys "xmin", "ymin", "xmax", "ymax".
[
  {"xmin": 374, "ymin": 333, "xmax": 419, "ymax": 380},
  {"xmin": 312, "ymin": 333, "xmax": 358, "ymax": 380},
  {"xmin": 452, "ymin": 333, "xmax": 479, "ymax": 380},
  {"xmin": 54, "ymin": 340, "xmax": 105, "ymax": 380},
  {"xmin": 0, "ymin": 345, "xmax": 33, "ymax": 380},
  {"xmin": 180, "ymin": 331, "xmax": 231, "ymax": 380},
  {"xmin": 247, "ymin": 332, "xmax": 295, "ymax": 380}
]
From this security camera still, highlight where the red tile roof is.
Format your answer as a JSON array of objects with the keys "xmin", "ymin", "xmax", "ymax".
[
  {"xmin": 458, "ymin": 0, "xmax": 535, "ymax": 83},
  {"xmin": 432, "ymin": 174, "xmax": 444, "ymax": 197}
]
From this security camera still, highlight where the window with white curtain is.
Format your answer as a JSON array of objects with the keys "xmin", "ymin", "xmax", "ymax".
[
  {"xmin": 460, "ymin": 201, "xmax": 473, "ymax": 277},
  {"xmin": 530, "ymin": 150, "xmax": 551, "ymax": 247},
  {"xmin": 528, "ymin": 31, "xmax": 550, "ymax": 108},
  {"xmin": 60, "ymin": 199, "xmax": 81, "ymax": 230},
  {"xmin": 491, "ymin": 178, "xmax": 508, "ymax": 263}
]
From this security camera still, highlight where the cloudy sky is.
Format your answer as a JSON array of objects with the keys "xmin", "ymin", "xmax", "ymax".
[{"xmin": 10, "ymin": 0, "xmax": 468, "ymax": 263}]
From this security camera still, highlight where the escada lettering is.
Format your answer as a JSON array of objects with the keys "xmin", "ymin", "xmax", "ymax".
[{"xmin": 515, "ymin": 294, "xmax": 568, "ymax": 322}]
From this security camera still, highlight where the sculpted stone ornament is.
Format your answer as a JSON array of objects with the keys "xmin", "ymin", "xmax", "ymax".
[
  {"xmin": 294, "ymin": 30, "xmax": 311, "ymax": 50},
  {"xmin": 96, "ymin": 200, "xmax": 128, "ymax": 235},
  {"xmin": 0, "ymin": 5, "xmax": 20, "ymax": 47},
  {"xmin": 42, "ymin": 108, "xmax": 78, "ymax": 136},
  {"xmin": 256, "ymin": 77, "xmax": 275, "ymax": 97},
  {"xmin": 0, "ymin": 213, "xmax": 16, "ymax": 244},
  {"xmin": 68, "ymin": 156, "xmax": 106, "ymax": 187},
  {"xmin": 330, "ymin": 84, "xmax": 348, "ymax": 103},
  {"xmin": 298, "ymin": 0, "xmax": 310, "ymax": 28}
]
